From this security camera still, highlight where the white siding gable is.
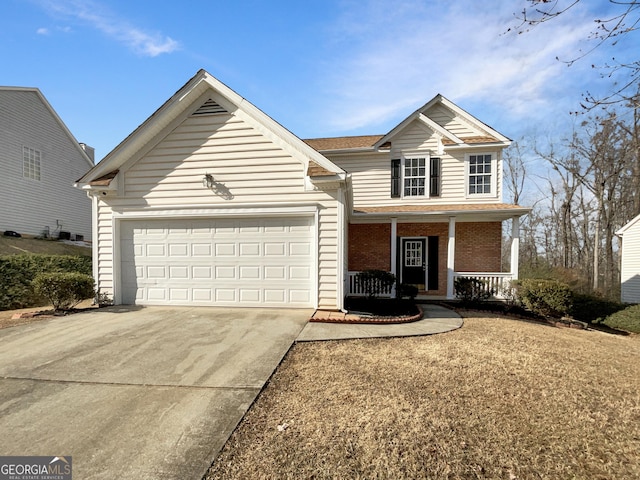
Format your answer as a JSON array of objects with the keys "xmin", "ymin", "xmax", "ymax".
[
  {"xmin": 426, "ymin": 104, "xmax": 478, "ymax": 139},
  {"xmin": 92, "ymin": 95, "xmax": 342, "ymax": 310},
  {"xmin": 122, "ymin": 113, "xmax": 309, "ymax": 203},
  {"xmin": 0, "ymin": 89, "xmax": 92, "ymax": 239},
  {"xmin": 620, "ymin": 216, "xmax": 640, "ymax": 303}
]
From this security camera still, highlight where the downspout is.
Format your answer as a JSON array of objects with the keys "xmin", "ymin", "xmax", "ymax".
[
  {"xmin": 336, "ymin": 185, "xmax": 347, "ymax": 312},
  {"xmin": 90, "ymin": 192, "xmax": 99, "ymax": 300}
]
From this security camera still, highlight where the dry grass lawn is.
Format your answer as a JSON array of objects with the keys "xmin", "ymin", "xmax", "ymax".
[
  {"xmin": 0, "ymin": 236, "xmax": 91, "ymax": 256},
  {"xmin": 206, "ymin": 312, "xmax": 640, "ymax": 480}
]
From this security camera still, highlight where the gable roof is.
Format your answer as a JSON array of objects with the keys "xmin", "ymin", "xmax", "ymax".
[
  {"xmin": 616, "ymin": 213, "xmax": 640, "ymax": 236},
  {"xmin": 0, "ymin": 87, "xmax": 94, "ymax": 169},
  {"xmin": 373, "ymin": 94, "xmax": 510, "ymax": 149},
  {"xmin": 77, "ymin": 70, "xmax": 344, "ymax": 185}
]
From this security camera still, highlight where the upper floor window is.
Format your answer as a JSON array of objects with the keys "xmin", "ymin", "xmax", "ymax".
[
  {"xmin": 391, "ymin": 156, "xmax": 441, "ymax": 198},
  {"xmin": 404, "ymin": 157, "xmax": 426, "ymax": 196},
  {"xmin": 23, "ymin": 146, "xmax": 41, "ymax": 181},
  {"xmin": 467, "ymin": 153, "xmax": 496, "ymax": 196}
]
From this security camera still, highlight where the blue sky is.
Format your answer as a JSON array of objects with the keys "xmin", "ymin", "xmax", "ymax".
[{"xmin": 1, "ymin": 0, "xmax": 637, "ymax": 161}]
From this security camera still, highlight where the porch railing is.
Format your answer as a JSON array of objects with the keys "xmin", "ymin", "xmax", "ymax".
[
  {"xmin": 347, "ymin": 271, "xmax": 394, "ymax": 297},
  {"xmin": 452, "ymin": 272, "xmax": 514, "ymax": 299},
  {"xmin": 346, "ymin": 271, "xmax": 514, "ymax": 299}
]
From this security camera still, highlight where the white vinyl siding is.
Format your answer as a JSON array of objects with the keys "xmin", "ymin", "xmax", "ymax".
[
  {"xmin": 329, "ymin": 119, "xmax": 498, "ymax": 207},
  {"xmin": 620, "ymin": 218, "xmax": 640, "ymax": 303},
  {"xmin": 0, "ymin": 89, "xmax": 92, "ymax": 239},
  {"xmin": 96, "ymin": 111, "xmax": 340, "ymax": 309},
  {"xmin": 427, "ymin": 105, "xmax": 478, "ymax": 138}
]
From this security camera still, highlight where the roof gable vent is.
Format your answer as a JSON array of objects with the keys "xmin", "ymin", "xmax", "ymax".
[{"xmin": 192, "ymin": 98, "xmax": 227, "ymax": 116}]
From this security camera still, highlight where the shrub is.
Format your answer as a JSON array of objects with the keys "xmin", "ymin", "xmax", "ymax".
[
  {"xmin": 355, "ymin": 270, "xmax": 396, "ymax": 299},
  {"xmin": 0, "ymin": 254, "xmax": 92, "ymax": 310},
  {"xmin": 397, "ymin": 283, "xmax": 419, "ymax": 299},
  {"xmin": 454, "ymin": 277, "xmax": 492, "ymax": 305},
  {"xmin": 601, "ymin": 304, "xmax": 640, "ymax": 333},
  {"xmin": 32, "ymin": 272, "xmax": 95, "ymax": 311},
  {"xmin": 95, "ymin": 289, "xmax": 113, "ymax": 307},
  {"xmin": 517, "ymin": 279, "xmax": 572, "ymax": 318},
  {"xmin": 569, "ymin": 293, "xmax": 625, "ymax": 323}
]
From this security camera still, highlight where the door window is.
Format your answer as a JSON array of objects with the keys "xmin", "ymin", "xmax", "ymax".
[{"xmin": 404, "ymin": 241, "xmax": 423, "ymax": 267}]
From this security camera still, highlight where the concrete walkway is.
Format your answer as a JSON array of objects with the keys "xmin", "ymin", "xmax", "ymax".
[{"xmin": 297, "ymin": 304, "xmax": 462, "ymax": 341}]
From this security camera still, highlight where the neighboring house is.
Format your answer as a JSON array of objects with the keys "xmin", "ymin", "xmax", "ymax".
[
  {"xmin": 0, "ymin": 87, "xmax": 94, "ymax": 240},
  {"xmin": 76, "ymin": 70, "xmax": 529, "ymax": 310},
  {"xmin": 616, "ymin": 214, "xmax": 640, "ymax": 303}
]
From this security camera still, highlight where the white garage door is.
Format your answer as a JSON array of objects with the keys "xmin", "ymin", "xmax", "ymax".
[{"xmin": 120, "ymin": 217, "xmax": 314, "ymax": 307}]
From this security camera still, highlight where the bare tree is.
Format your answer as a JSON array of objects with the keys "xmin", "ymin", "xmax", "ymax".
[
  {"xmin": 512, "ymin": 0, "xmax": 640, "ymax": 109},
  {"xmin": 504, "ymin": 140, "xmax": 528, "ymax": 205}
]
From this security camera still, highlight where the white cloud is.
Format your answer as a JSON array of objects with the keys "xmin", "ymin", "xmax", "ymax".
[
  {"xmin": 36, "ymin": 27, "xmax": 49, "ymax": 35},
  {"xmin": 319, "ymin": 0, "xmax": 601, "ymax": 134},
  {"xmin": 34, "ymin": 0, "xmax": 179, "ymax": 57}
]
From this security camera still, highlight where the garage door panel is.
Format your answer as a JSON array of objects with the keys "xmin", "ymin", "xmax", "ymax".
[
  {"xmin": 240, "ymin": 243, "xmax": 260, "ymax": 256},
  {"xmin": 192, "ymin": 266, "xmax": 212, "ymax": 279},
  {"xmin": 239, "ymin": 266, "xmax": 260, "ymax": 279},
  {"xmin": 215, "ymin": 266, "xmax": 236, "ymax": 279},
  {"xmin": 192, "ymin": 289, "xmax": 212, "ymax": 301},
  {"xmin": 169, "ymin": 289, "xmax": 189, "ymax": 301},
  {"xmin": 215, "ymin": 244, "xmax": 236, "ymax": 256},
  {"xmin": 192, "ymin": 244, "xmax": 211, "ymax": 256},
  {"xmin": 120, "ymin": 217, "xmax": 314, "ymax": 307},
  {"xmin": 169, "ymin": 244, "xmax": 188, "ymax": 256},
  {"xmin": 240, "ymin": 290, "xmax": 261, "ymax": 302}
]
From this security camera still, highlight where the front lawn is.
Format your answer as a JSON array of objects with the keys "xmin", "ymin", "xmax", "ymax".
[{"xmin": 206, "ymin": 312, "xmax": 640, "ymax": 479}]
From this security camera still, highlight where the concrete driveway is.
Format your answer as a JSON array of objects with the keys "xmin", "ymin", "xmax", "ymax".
[{"xmin": 0, "ymin": 306, "xmax": 310, "ymax": 479}]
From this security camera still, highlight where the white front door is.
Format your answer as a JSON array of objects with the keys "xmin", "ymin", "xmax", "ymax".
[{"xmin": 119, "ymin": 216, "xmax": 314, "ymax": 307}]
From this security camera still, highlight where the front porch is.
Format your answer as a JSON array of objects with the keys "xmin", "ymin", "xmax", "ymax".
[{"xmin": 346, "ymin": 209, "xmax": 525, "ymax": 300}]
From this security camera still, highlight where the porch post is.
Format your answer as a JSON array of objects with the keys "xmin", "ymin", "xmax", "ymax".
[
  {"xmin": 390, "ymin": 217, "xmax": 397, "ymax": 296},
  {"xmin": 447, "ymin": 216, "xmax": 456, "ymax": 299},
  {"xmin": 510, "ymin": 216, "xmax": 520, "ymax": 280}
]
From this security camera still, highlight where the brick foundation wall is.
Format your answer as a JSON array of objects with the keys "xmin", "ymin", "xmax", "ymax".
[{"xmin": 348, "ymin": 221, "xmax": 503, "ymax": 296}]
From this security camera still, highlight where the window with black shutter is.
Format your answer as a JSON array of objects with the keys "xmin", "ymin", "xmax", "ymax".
[
  {"xmin": 430, "ymin": 157, "xmax": 441, "ymax": 197},
  {"xmin": 391, "ymin": 159, "xmax": 401, "ymax": 198}
]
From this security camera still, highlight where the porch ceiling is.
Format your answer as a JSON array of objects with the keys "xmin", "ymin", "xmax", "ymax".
[{"xmin": 351, "ymin": 203, "xmax": 531, "ymax": 223}]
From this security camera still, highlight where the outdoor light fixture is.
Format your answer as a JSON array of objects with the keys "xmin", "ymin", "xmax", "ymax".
[{"xmin": 202, "ymin": 173, "xmax": 215, "ymax": 188}]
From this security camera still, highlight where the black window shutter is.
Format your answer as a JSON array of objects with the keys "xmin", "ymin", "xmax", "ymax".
[
  {"xmin": 430, "ymin": 157, "xmax": 441, "ymax": 197},
  {"xmin": 391, "ymin": 159, "xmax": 401, "ymax": 198},
  {"xmin": 427, "ymin": 236, "xmax": 439, "ymax": 290}
]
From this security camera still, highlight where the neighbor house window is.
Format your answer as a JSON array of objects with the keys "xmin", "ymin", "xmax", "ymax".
[
  {"xmin": 391, "ymin": 156, "xmax": 441, "ymax": 198},
  {"xmin": 468, "ymin": 153, "xmax": 494, "ymax": 195},
  {"xmin": 23, "ymin": 146, "xmax": 41, "ymax": 181}
]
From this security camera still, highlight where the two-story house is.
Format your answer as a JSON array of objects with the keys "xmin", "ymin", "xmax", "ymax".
[
  {"xmin": 76, "ymin": 70, "xmax": 528, "ymax": 310},
  {"xmin": 0, "ymin": 87, "xmax": 94, "ymax": 240}
]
